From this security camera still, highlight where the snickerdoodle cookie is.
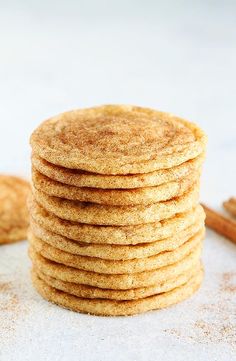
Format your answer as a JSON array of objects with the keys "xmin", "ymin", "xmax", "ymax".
[
  {"xmin": 29, "ymin": 197, "xmax": 204, "ymax": 245},
  {"xmin": 32, "ymin": 167, "xmax": 199, "ymax": 206},
  {"xmin": 0, "ymin": 174, "xmax": 30, "ymax": 244},
  {"xmin": 32, "ymin": 183, "xmax": 199, "ymax": 226},
  {"xmin": 31, "ymin": 152, "xmax": 204, "ymax": 189},
  {"xmin": 30, "ymin": 105, "xmax": 207, "ymax": 174},
  {"xmin": 31, "ymin": 266, "xmax": 203, "ymax": 316},
  {"xmin": 29, "ymin": 244, "xmax": 201, "ymax": 290}
]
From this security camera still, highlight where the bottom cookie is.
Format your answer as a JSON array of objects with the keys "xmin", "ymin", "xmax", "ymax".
[{"xmin": 31, "ymin": 268, "xmax": 203, "ymax": 316}]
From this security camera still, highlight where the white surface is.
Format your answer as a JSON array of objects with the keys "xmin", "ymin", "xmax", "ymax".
[{"xmin": 0, "ymin": 1, "xmax": 236, "ymax": 360}]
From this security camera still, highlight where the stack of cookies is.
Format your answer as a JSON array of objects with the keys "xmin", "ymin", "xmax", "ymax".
[{"xmin": 28, "ymin": 105, "xmax": 207, "ymax": 316}]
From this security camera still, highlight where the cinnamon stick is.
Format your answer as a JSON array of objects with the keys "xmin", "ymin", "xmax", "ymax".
[
  {"xmin": 223, "ymin": 198, "xmax": 236, "ymax": 217},
  {"xmin": 201, "ymin": 203, "xmax": 236, "ymax": 245}
]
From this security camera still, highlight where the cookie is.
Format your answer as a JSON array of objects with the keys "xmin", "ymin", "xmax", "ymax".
[
  {"xmin": 29, "ymin": 197, "xmax": 205, "ymax": 245},
  {"xmin": 32, "ymin": 183, "xmax": 199, "ymax": 226},
  {"xmin": 34, "ymin": 261, "xmax": 202, "ymax": 300},
  {"xmin": 0, "ymin": 175, "xmax": 30, "ymax": 244},
  {"xmin": 30, "ymin": 218, "xmax": 204, "ymax": 260},
  {"xmin": 31, "ymin": 153, "xmax": 204, "ymax": 189},
  {"xmin": 32, "ymin": 167, "xmax": 199, "ymax": 206},
  {"xmin": 31, "ymin": 267, "xmax": 203, "ymax": 316},
  {"xmin": 29, "ymin": 228, "xmax": 203, "ymax": 274},
  {"xmin": 30, "ymin": 105, "xmax": 207, "ymax": 174},
  {"xmin": 29, "ymin": 244, "xmax": 201, "ymax": 290}
]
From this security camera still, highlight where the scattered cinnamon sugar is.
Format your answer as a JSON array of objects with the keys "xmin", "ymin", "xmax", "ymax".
[
  {"xmin": 0, "ymin": 281, "xmax": 19, "ymax": 312},
  {"xmin": 164, "ymin": 271, "xmax": 236, "ymax": 350},
  {"xmin": 164, "ymin": 328, "xmax": 181, "ymax": 337},
  {"xmin": 0, "ymin": 281, "xmax": 11, "ymax": 293},
  {"xmin": 0, "ymin": 279, "xmax": 20, "ymax": 339},
  {"xmin": 220, "ymin": 272, "xmax": 236, "ymax": 294},
  {"xmin": 194, "ymin": 320, "xmax": 235, "ymax": 345},
  {"xmin": 0, "ymin": 293, "xmax": 19, "ymax": 312}
]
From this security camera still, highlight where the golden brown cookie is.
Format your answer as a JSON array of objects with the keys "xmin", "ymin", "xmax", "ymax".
[
  {"xmin": 32, "ymin": 183, "xmax": 199, "ymax": 226},
  {"xmin": 29, "ymin": 228, "xmax": 203, "ymax": 274},
  {"xmin": 0, "ymin": 174, "xmax": 30, "ymax": 244},
  {"xmin": 32, "ymin": 167, "xmax": 199, "ymax": 206},
  {"xmin": 29, "ymin": 244, "xmax": 201, "ymax": 290},
  {"xmin": 29, "ymin": 197, "xmax": 205, "ymax": 245},
  {"xmin": 34, "ymin": 261, "xmax": 202, "ymax": 301},
  {"xmin": 31, "ymin": 267, "xmax": 203, "ymax": 316},
  {"xmin": 31, "ymin": 153, "xmax": 204, "ymax": 189},
  {"xmin": 30, "ymin": 218, "xmax": 204, "ymax": 260},
  {"xmin": 30, "ymin": 105, "xmax": 207, "ymax": 174}
]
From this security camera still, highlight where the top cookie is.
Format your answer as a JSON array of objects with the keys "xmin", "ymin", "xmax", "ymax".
[
  {"xmin": 30, "ymin": 105, "xmax": 207, "ymax": 175},
  {"xmin": 0, "ymin": 174, "xmax": 30, "ymax": 244}
]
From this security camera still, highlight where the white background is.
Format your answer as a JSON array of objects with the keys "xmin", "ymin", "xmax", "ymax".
[{"xmin": 0, "ymin": 1, "xmax": 236, "ymax": 360}]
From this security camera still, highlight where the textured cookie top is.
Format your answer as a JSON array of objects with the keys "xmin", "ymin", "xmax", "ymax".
[
  {"xmin": 0, "ymin": 175, "xmax": 30, "ymax": 243},
  {"xmin": 30, "ymin": 105, "xmax": 207, "ymax": 174}
]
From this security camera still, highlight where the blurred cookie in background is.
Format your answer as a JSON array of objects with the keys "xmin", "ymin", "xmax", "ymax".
[{"xmin": 0, "ymin": 174, "xmax": 30, "ymax": 244}]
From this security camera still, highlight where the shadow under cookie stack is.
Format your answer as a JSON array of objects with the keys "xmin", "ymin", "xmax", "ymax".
[{"xmin": 28, "ymin": 105, "xmax": 207, "ymax": 316}]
